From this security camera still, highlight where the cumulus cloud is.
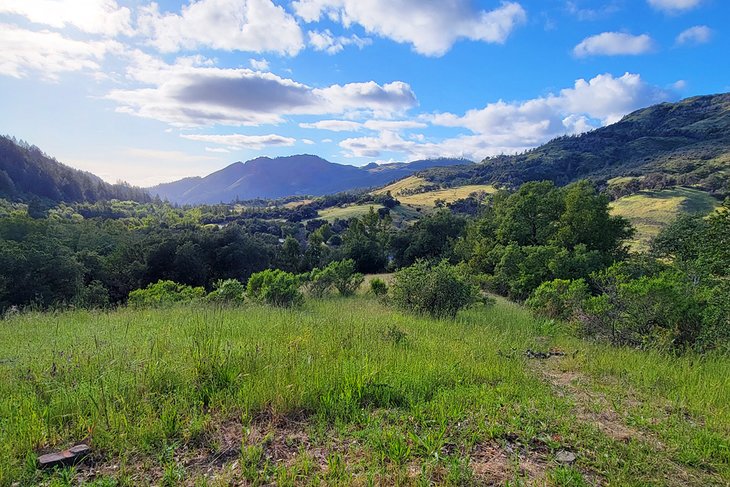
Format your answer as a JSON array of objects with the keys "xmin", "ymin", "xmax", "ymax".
[
  {"xmin": 181, "ymin": 133, "xmax": 297, "ymax": 149},
  {"xmin": 308, "ymin": 29, "xmax": 371, "ymax": 54},
  {"xmin": 292, "ymin": 0, "xmax": 527, "ymax": 56},
  {"xmin": 676, "ymin": 25, "xmax": 712, "ymax": 45},
  {"xmin": 574, "ymin": 32, "xmax": 655, "ymax": 57},
  {"xmin": 0, "ymin": 24, "xmax": 119, "ymax": 80},
  {"xmin": 137, "ymin": 0, "xmax": 304, "ymax": 55},
  {"xmin": 0, "ymin": 0, "xmax": 132, "ymax": 36},
  {"xmin": 342, "ymin": 73, "xmax": 672, "ymax": 160},
  {"xmin": 107, "ymin": 54, "xmax": 417, "ymax": 126},
  {"xmin": 647, "ymin": 0, "xmax": 702, "ymax": 12}
]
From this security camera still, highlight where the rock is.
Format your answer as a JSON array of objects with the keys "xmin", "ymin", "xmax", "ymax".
[
  {"xmin": 555, "ymin": 449, "xmax": 576, "ymax": 464},
  {"xmin": 38, "ymin": 444, "xmax": 91, "ymax": 469}
]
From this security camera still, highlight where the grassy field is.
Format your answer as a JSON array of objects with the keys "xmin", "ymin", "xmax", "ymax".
[
  {"xmin": 375, "ymin": 177, "xmax": 496, "ymax": 209},
  {"xmin": 610, "ymin": 187, "xmax": 720, "ymax": 251},
  {"xmin": 1, "ymin": 297, "xmax": 728, "ymax": 486},
  {"xmin": 318, "ymin": 204, "xmax": 422, "ymax": 226}
]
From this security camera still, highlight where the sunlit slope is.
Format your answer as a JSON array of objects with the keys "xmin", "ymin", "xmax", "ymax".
[{"xmin": 610, "ymin": 187, "xmax": 720, "ymax": 251}]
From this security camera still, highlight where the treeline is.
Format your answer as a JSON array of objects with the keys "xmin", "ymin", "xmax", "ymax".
[
  {"xmin": 2, "ymin": 180, "xmax": 728, "ymax": 353},
  {"xmin": 0, "ymin": 136, "xmax": 151, "ymax": 204}
]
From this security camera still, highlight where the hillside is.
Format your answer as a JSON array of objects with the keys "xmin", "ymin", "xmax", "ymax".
[
  {"xmin": 418, "ymin": 93, "xmax": 730, "ymax": 194},
  {"xmin": 150, "ymin": 155, "xmax": 471, "ymax": 205},
  {"xmin": 0, "ymin": 136, "xmax": 150, "ymax": 204},
  {"xmin": 610, "ymin": 187, "xmax": 720, "ymax": 251}
]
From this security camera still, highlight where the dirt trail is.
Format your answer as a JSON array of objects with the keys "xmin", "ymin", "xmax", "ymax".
[{"xmin": 531, "ymin": 357, "xmax": 721, "ymax": 486}]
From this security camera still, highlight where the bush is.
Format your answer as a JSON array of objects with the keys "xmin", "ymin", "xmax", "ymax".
[
  {"xmin": 526, "ymin": 278, "xmax": 589, "ymax": 321},
  {"xmin": 370, "ymin": 278, "xmax": 388, "ymax": 297},
  {"xmin": 391, "ymin": 260, "xmax": 479, "ymax": 319},
  {"xmin": 328, "ymin": 259, "xmax": 364, "ymax": 296},
  {"xmin": 579, "ymin": 271, "xmax": 704, "ymax": 350},
  {"xmin": 206, "ymin": 279, "xmax": 245, "ymax": 305},
  {"xmin": 128, "ymin": 280, "xmax": 205, "ymax": 307},
  {"xmin": 246, "ymin": 269, "xmax": 302, "ymax": 307},
  {"xmin": 304, "ymin": 259, "xmax": 364, "ymax": 297}
]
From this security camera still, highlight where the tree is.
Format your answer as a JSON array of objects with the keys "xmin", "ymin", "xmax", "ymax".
[{"xmin": 342, "ymin": 207, "xmax": 391, "ymax": 273}]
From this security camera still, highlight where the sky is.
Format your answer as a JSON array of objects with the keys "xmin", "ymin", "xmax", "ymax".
[{"xmin": 0, "ymin": 0, "xmax": 728, "ymax": 186}]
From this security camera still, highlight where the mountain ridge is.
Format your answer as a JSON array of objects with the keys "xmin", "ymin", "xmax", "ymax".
[
  {"xmin": 150, "ymin": 155, "xmax": 472, "ymax": 204},
  {"xmin": 416, "ymin": 92, "xmax": 730, "ymax": 196}
]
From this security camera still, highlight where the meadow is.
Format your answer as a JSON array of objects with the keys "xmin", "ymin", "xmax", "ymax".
[
  {"xmin": 0, "ymin": 296, "xmax": 728, "ymax": 486},
  {"xmin": 609, "ymin": 187, "xmax": 719, "ymax": 251}
]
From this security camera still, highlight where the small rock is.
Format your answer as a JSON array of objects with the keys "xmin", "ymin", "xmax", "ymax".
[
  {"xmin": 38, "ymin": 444, "xmax": 91, "ymax": 469},
  {"xmin": 555, "ymin": 449, "xmax": 576, "ymax": 464}
]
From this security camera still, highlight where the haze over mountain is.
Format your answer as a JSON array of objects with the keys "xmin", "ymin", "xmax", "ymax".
[{"xmin": 149, "ymin": 156, "xmax": 471, "ymax": 204}]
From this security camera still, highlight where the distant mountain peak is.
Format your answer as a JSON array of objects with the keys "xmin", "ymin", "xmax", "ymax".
[{"xmin": 150, "ymin": 155, "xmax": 473, "ymax": 204}]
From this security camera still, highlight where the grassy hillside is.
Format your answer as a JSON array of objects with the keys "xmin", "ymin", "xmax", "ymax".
[
  {"xmin": 375, "ymin": 176, "xmax": 496, "ymax": 208},
  {"xmin": 610, "ymin": 187, "xmax": 720, "ymax": 251},
  {"xmin": 319, "ymin": 203, "xmax": 422, "ymax": 226},
  {"xmin": 1, "ymin": 298, "xmax": 728, "ymax": 485}
]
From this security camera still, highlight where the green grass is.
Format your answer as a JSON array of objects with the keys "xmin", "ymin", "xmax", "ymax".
[
  {"xmin": 318, "ymin": 204, "xmax": 422, "ymax": 226},
  {"xmin": 0, "ymin": 298, "xmax": 728, "ymax": 485},
  {"xmin": 610, "ymin": 187, "xmax": 720, "ymax": 251}
]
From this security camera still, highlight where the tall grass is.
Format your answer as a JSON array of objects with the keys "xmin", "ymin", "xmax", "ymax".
[{"xmin": 0, "ymin": 297, "xmax": 727, "ymax": 485}]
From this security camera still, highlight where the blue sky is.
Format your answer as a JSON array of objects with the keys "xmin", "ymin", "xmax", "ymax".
[{"xmin": 0, "ymin": 0, "xmax": 727, "ymax": 186}]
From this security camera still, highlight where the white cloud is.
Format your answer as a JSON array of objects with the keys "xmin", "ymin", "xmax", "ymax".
[
  {"xmin": 181, "ymin": 133, "xmax": 297, "ymax": 149},
  {"xmin": 302, "ymin": 138, "xmax": 315, "ymax": 145},
  {"xmin": 0, "ymin": 24, "xmax": 119, "ymax": 80},
  {"xmin": 300, "ymin": 120, "xmax": 363, "ymax": 131},
  {"xmin": 107, "ymin": 54, "xmax": 417, "ymax": 126},
  {"xmin": 676, "ymin": 25, "xmax": 712, "ymax": 45},
  {"xmin": 249, "ymin": 58, "xmax": 270, "ymax": 70},
  {"xmin": 342, "ymin": 73, "xmax": 672, "ymax": 160},
  {"xmin": 292, "ymin": 0, "xmax": 527, "ymax": 56},
  {"xmin": 647, "ymin": 0, "xmax": 702, "ymax": 12},
  {"xmin": 565, "ymin": 1, "xmax": 620, "ymax": 21},
  {"xmin": 574, "ymin": 32, "xmax": 655, "ymax": 57},
  {"xmin": 300, "ymin": 118, "xmax": 425, "ymax": 132},
  {"xmin": 137, "ymin": 0, "xmax": 304, "ymax": 55},
  {"xmin": 364, "ymin": 120, "xmax": 427, "ymax": 131},
  {"xmin": 0, "ymin": 0, "xmax": 132, "ymax": 36},
  {"xmin": 307, "ymin": 29, "xmax": 371, "ymax": 54}
]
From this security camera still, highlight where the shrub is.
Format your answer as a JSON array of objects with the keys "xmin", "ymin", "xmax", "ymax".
[
  {"xmin": 526, "ymin": 278, "xmax": 589, "ymax": 321},
  {"xmin": 304, "ymin": 259, "xmax": 364, "ymax": 297},
  {"xmin": 246, "ymin": 269, "xmax": 302, "ymax": 307},
  {"xmin": 579, "ymin": 271, "xmax": 704, "ymax": 350},
  {"xmin": 128, "ymin": 280, "xmax": 205, "ymax": 307},
  {"xmin": 370, "ymin": 278, "xmax": 388, "ymax": 297},
  {"xmin": 391, "ymin": 260, "xmax": 479, "ymax": 319},
  {"xmin": 328, "ymin": 259, "xmax": 364, "ymax": 296},
  {"xmin": 206, "ymin": 279, "xmax": 245, "ymax": 305}
]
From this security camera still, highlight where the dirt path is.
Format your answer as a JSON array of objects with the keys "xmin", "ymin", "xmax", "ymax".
[{"xmin": 530, "ymin": 356, "xmax": 723, "ymax": 486}]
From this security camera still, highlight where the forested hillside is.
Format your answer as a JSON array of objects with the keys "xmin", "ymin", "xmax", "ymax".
[
  {"xmin": 0, "ymin": 136, "xmax": 150, "ymax": 204},
  {"xmin": 419, "ymin": 93, "xmax": 730, "ymax": 196}
]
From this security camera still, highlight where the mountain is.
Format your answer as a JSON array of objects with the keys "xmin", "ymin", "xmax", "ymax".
[
  {"xmin": 150, "ymin": 155, "xmax": 471, "ymax": 205},
  {"xmin": 0, "ymin": 135, "xmax": 150, "ymax": 204},
  {"xmin": 417, "ymin": 93, "xmax": 730, "ymax": 195}
]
